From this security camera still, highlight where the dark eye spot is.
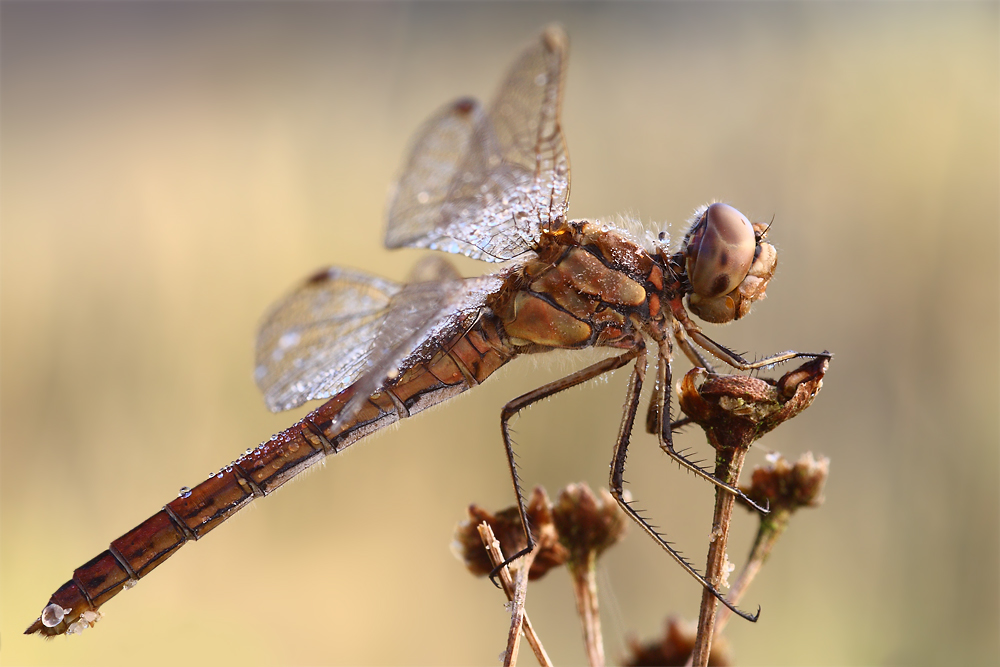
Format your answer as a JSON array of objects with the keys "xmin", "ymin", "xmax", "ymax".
[
  {"xmin": 711, "ymin": 275, "xmax": 730, "ymax": 296},
  {"xmin": 719, "ymin": 250, "xmax": 729, "ymax": 267}
]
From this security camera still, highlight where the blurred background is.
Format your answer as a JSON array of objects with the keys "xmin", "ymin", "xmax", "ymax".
[{"xmin": 2, "ymin": 3, "xmax": 996, "ymax": 666}]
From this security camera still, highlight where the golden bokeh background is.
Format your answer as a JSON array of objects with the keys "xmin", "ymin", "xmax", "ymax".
[{"xmin": 2, "ymin": 3, "xmax": 996, "ymax": 666}]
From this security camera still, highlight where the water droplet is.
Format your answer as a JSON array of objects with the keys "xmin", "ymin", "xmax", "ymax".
[
  {"xmin": 41, "ymin": 603, "xmax": 65, "ymax": 627},
  {"xmin": 278, "ymin": 332, "xmax": 301, "ymax": 349},
  {"xmin": 122, "ymin": 579, "xmax": 137, "ymax": 591},
  {"xmin": 288, "ymin": 442, "xmax": 300, "ymax": 453},
  {"xmin": 416, "ymin": 191, "xmax": 430, "ymax": 204},
  {"xmin": 534, "ymin": 73, "xmax": 547, "ymax": 86},
  {"xmin": 178, "ymin": 487, "xmax": 192, "ymax": 498}
]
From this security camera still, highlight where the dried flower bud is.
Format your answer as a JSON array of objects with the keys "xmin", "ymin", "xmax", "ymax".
[
  {"xmin": 452, "ymin": 486, "xmax": 567, "ymax": 580},
  {"xmin": 552, "ymin": 483, "xmax": 628, "ymax": 565},
  {"xmin": 625, "ymin": 616, "xmax": 733, "ymax": 666},
  {"xmin": 677, "ymin": 355, "xmax": 829, "ymax": 452},
  {"xmin": 741, "ymin": 451, "xmax": 830, "ymax": 513}
]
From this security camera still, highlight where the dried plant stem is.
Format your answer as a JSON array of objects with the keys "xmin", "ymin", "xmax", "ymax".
[
  {"xmin": 691, "ymin": 447, "xmax": 748, "ymax": 667},
  {"xmin": 477, "ymin": 523, "xmax": 552, "ymax": 667},
  {"xmin": 504, "ymin": 566, "xmax": 528, "ymax": 667},
  {"xmin": 568, "ymin": 550, "xmax": 604, "ymax": 667},
  {"xmin": 713, "ymin": 507, "xmax": 790, "ymax": 636}
]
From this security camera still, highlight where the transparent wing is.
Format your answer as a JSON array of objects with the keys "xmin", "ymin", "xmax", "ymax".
[
  {"xmin": 255, "ymin": 258, "xmax": 504, "ymax": 415},
  {"xmin": 385, "ymin": 24, "xmax": 570, "ymax": 262},
  {"xmin": 255, "ymin": 267, "xmax": 402, "ymax": 413}
]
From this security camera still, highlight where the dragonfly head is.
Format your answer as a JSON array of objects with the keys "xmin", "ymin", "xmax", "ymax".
[{"xmin": 681, "ymin": 203, "xmax": 777, "ymax": 324}]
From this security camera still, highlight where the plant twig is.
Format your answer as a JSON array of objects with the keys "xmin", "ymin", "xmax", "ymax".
[
  {"xmin": 713, "ymin": 451, "xmax": 830, "ymax": 638},
  {"xmin": 551, "ymin": 484, "xmax": 626, "ymax": 667},
  {"xmin": 477, "ymin": 522, "xmax": 551, "ymax": 667},
  {"xmin": 569, "ymin": 549, "xmax": 604, "ymax": 667},
  {"xmin": 711, "ymin": 510, "xmax": 783, "ymax": 637},
  {"xmin": 675, "ymin": 357, "xmax": 830, "ymax": 666},
  {"xmin": 691, "ymin": 446, "xmax": 746, "ymax": 667}
]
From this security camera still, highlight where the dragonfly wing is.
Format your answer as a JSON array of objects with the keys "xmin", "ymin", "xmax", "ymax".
[
  {"xmin": 256, "ymin": 258, "xmax": 505, "ymax": 417},
  {"xmin": 255, "ymin": 267, "xmax": 402, "ymax": 413},
  {"xmin": 385, "ymin": 25, "xmax": 570, "ymax": 262},
  {"xmin": 483, "ymin": 23, "xmax": 570, "ymax": 234},
  {"xmin": 328, "ymin": 266, "xmax": 500, "ymax": 428}
]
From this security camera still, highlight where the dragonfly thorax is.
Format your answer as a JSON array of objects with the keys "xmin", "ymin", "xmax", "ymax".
[{"xmin": 490, "ymin": 220, "xmax": 674, "ymax": 351}]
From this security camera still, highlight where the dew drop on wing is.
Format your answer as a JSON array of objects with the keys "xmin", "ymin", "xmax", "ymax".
[
  {"xmin": 278, "ymin": 332, "xmax": 301, "ymax": 349},
  {"xmin": 178, "ymin": 487, "xmax": 191, "ymax": 498}
]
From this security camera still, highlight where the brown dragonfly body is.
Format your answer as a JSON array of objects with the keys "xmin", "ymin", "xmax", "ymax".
[{"xmin": 29, "ymin": 26, "xmax": 820, "ymax": 637}]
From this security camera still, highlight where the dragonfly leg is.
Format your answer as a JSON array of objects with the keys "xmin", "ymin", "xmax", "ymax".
[
  {"xmin": 645, "ymin": 319, "xmax": 713, "ymax": 434},
  {"xmin": 608, "ymin": 339, "xmax": 760, "ymax": 622},
  {"xmin": 652, "ymin": 338, "xmax": 770, "ymax": 513},
  {"xmin": 672, "ymin": 318, "xmax": 716, "ymax": 372},
  {"xmin": 669, "ymin": 301, "xmax": 830, "ymax": 371},
  {"xmin": 491, "ymin": 346, "xmax": 642, "ymax": 581}
]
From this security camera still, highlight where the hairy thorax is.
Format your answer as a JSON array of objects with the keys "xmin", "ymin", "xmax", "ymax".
[{"xmin": 489, "ymin": 220, "xmax": 674, "ymax": 351}]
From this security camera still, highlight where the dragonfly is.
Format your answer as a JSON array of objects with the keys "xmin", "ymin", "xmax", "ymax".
[{"xmin": 28, "ymin": 24, "xmax": 823, "ymax": 637}]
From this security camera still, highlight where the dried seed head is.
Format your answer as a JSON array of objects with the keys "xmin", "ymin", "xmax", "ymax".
[
  {"xmin": 452, "ymin": 486, "xmax": 568, "ymax": 580},
  {"xmin": 551, "ymin": 482, "xmax": 627, "ymax": 565},
  {"xmin": 741, "ymin": 451, "xmax": 830, "ymax": 513},
  {"xmin": 625, "ymin": 616, "xmax": 733, "ymax": 666},
  {"xmin": 677, "ymin": 355, "xmax": 830, "ymax": 452}
]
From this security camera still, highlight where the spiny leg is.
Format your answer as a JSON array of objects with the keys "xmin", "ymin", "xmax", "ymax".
[
  {"xmin": 492, "ymin": 345, "xmax": 642, "ymax": 580},
  {"xmin": 607, "ymin": 338, "xmax": 759, "ymax": 622},
  {"xmin": 645, "ymin": 319, "xmax": 709, "ymax": 433},
  {"xmin": 651, "ymin": 338, "xmax": 769, "ymax": 513},
  {"xmin": 671, "ymin": 317, "xmax": 716, "ymax": 372},
  {"xmin": 676, "ymin": 309, "xmax": 829, "ymax": 371}
]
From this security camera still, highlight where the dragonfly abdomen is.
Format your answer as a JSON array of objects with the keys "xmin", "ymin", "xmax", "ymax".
[{"xmin": 27, "ymin": 312, "xmax": 516, "ymax": 637}]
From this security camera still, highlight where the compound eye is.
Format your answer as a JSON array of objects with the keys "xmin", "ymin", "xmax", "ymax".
[{"xmin": 685, "ymin": 203, "xmax": 756, "ymax": 298}]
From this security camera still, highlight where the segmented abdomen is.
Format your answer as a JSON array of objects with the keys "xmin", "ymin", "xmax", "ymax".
[{"xmin": 27, "ymin": 314, "xmax": 514, "ymax": 636}]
